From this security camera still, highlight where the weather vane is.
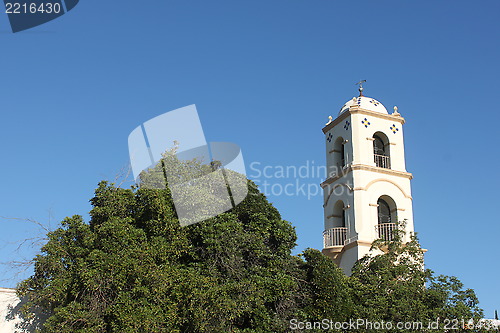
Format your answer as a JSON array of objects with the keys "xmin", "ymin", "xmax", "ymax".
[{"xmin": 355, "ymin": 80, "xmax": 366, "ymax": 96}]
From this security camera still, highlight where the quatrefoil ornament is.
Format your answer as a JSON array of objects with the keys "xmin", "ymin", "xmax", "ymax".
[
  {"xmin": 362, "ymin": 118, "xmax": 371, "ymax": 128},
  {"xmin": 344, "ymin": 121, "xmax": 350, "ymax": 130},
  {"xmin": 390, "ymin": 124, "xmax": 399, "ymax": 134}
]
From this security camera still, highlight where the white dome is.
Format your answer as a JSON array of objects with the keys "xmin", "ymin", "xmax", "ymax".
[{"xmin": 339, "ymin": 96, "xmax": 388, "ymax": 115}]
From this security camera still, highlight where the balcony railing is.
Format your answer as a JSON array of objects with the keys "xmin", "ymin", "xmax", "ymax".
[
  {"xmin": 323, "ymin": 227, "xmax": 347, "ymax": 248},
  {"xmin": 376, "ymin": 223, "xmax": 397, "ymax": 241},
  {"xmin": 374, "ymin": 154, "xmax": 391, "ymax": 169}
]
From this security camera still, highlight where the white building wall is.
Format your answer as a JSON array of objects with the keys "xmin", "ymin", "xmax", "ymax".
[
  {"xmin": 350, "ymin": 112, "xmax": 407, "ymax": 172},
  {"xmin": 0, "ymin": 288, "xmax": 23, "ymax": 333},
  {"xmin": 353, "ymin": 170, "xmax": 414, "ymax": 242}
]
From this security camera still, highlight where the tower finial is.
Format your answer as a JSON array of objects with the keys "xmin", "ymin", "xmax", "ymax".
[
  {"xmin": 325, "ymin": 115, "xmax": 333, "ymax": 125},
  {"xmin": 355, "ymin": 80, "xmax": 366, "ymax": 97}
]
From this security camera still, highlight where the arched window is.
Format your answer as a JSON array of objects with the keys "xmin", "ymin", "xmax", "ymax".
[
  {"xmin": 332, "ymin": 200, "xmax": 346, "ymax": 228},
  {"xmin": 324, "ymin": 200, "xmax": 348, "ymax": 247},
  {"xmin": 373, "ymin": 133, "xmax": 391, "ymax": 169},
  {"xmin": 332, "ymin": 137, "xmax": 345, "ymax": 174},
  {"xmin": 373, "ymin": 135, "xmax": 386, "ymax": 156},
  {"xmin": 340, "ymin": 143, "xmax": 345, "ymax": 167},
  {"xmin": 377, "ymin": 197, "xmax": 397, "ymax": 241},
  {"xmin": 377, "ymin": 198, "xmax": 391, "ymax": 224}
]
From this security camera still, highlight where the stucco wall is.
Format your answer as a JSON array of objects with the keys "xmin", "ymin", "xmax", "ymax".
[{"xmin": 0, "ymin": 288, "xmax": 37, "ymax": 333}]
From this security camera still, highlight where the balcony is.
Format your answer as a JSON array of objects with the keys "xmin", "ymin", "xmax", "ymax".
[
  {"xmin": 323, "ymin": 227, "xmax": 347, "ymax": 248},
  {"xmin": 376, "ymin": 223, "xmax": 397, "ymax": 241},
  {"xmin": 374, "ymin": 154, "xmax": 391, "ymax": 169}
]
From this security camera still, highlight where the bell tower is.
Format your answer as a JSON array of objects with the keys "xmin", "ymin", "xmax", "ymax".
[{"xmin": 321, "ymin": 84, "xmax": 415, "ymax": 275}]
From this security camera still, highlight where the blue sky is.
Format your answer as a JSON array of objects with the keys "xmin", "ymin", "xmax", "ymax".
[{"xmin": 0, "ymin": 0, "xmax": 499, "ymax": 318}]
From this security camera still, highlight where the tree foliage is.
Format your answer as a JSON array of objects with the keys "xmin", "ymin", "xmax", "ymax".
[
  {"xmin": 349, "ymin": 223, "xmax": 484, "ymax": 332},
  {"xmin": 16, "ymin": 155, "xmax": 486, "ymax": 332}
]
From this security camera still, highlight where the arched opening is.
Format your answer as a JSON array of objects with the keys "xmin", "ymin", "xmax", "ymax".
[
  {"xmin": 340, "ymin": 143, "xmax": 345, "ymax": 168},
  {"xmin": 376, "ymin": 196, "xmax": 397, "ymax": 240},
  {"xmin": 324, "ymin": 200, "xmax": 348, "ymax": 247},
  {"xmin": 332, "ymin": 200, "xmax": 346, "ymax": 227},
  {"xmin": 331, "ymin": 137, "xmax": 346, "ymax": 175},
  {"xmin": 373, "ymin": 132, "xmax": 391, "ymax": 169},
  {"xmin": 377, "ymin": 198, "xmax": 392, "ymax": 224}
]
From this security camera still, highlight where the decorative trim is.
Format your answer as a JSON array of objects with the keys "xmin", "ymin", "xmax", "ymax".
[
  {"xmin": 369, "ymin": 203, "xmax": 379, "ymax": 207},
  {"xmin": 322, "ymin": 112, "xmax": 350, "ymax": 134},
  {"xmin": 323, "ymin": 240, "xmax": 373, "ymax": 263},
  {"xmin": 390, "ymin": 124, "xmax": 399, "ymax": 134},
  {"xmin": 349, "ymin": 107, "xmax": 406, "ymax": 124},
  {"xmin": 329, "ymin": 149, "xmax": 341, "ymax": 154},
  {"xmin": 321, "ymin": 167, "xmax": 351, "ymax": 187},
  {"xmin": 343, "ymin": 120, "xmax": 351, "ymax": 130},
  {"xmin": 321, "ymin": 164, "xmax": 412, "ymax": 193},
  {"xmin": 343, "ymin": 240, "xmax": 372, "ymax": 252},
  {"xmin": 361, "ymin": 117, "xmax": 371, "ymax": 128},
  {"xmin": 322, "ymin": 183, "xmax": 353, "ymax": 207},
  {"xmin": 350, "ymin": 164, "xmax": 413, "ymax": 179},
  {"xmin": 366, "ymin": 137, "xmax": 375, "ymax": 141},
  {"xmin": 362, "ymin": 178, "xmax": 413, "ymax": 199},
  {"xmin": 323, "ymin": 240, "xmax": 424, "ymax": 265},
  {"xmin": 322, "ymin": 106, "xmax": 405, "ymax": 134}
]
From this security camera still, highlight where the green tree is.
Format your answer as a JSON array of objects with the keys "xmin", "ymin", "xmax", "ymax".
[
  {"xmin": 17, "ymin": 151, "xmax": 307, "ymax": 332},
  {"xmin": 15, "ymin": 153, "xmax": 485, "ymax": 332},
  {"xmin": 349, "ymin": 222, "xmax": 483, "ymax": 332},
  {"xmin": 298, "ymin": 248, "xmax": 354, "ymax": 322}
]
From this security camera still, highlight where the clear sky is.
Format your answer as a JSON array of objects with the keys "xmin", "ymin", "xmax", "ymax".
[{"xmin": 0, "ymin": 0, "xmax": 499, "ymax": 318}]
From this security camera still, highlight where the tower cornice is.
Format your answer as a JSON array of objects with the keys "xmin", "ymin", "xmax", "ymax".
[
  {"xmin": 322, "ymin": 106, "xmax": 405, "ymax": 134},
  {"xmin": 321, "ymin": 164, "xmax": 413, "ymax": 188}
]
